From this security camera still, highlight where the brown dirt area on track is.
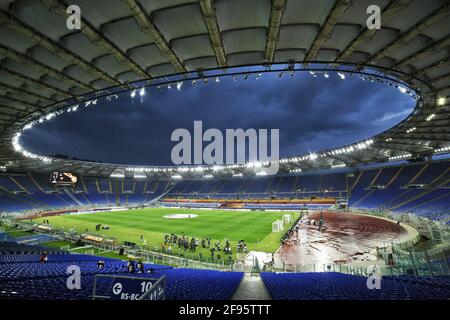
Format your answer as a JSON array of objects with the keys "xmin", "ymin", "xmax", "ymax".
[{"xmin": 276, "ymin": 211, "xmax": 412, "ymax": 266}]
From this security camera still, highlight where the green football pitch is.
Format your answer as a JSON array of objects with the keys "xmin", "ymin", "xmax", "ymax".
[{"xmin": 37, "ymin": 208, "xmax": 299, "ymax": 256}]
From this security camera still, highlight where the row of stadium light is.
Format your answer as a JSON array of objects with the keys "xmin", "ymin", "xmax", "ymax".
[
  {"xmin": 124, "ymin": 143, "xmax": 448, "ymax": 178},
  {"xmin": 129, "ymin": 76, "xmax": 226, "ymax": 98},
  {"xmin": 126, "ymin": 165, "xmax": 242, "ymax": 173},
  {"xmin": 10, "ymin": 93, "xmax": 121, "ymax": 163},
  {"xmin": 308, "ymin": 71, "xmax": 345, "ymax": 80},
  {"xmin": 124, "ymin": 65, "xmax": 429, "ymax": 105},
  {"xmin": 110, "ymin": 173, "xmax": 125, "ymax": 179},
  {"xmin": 21, "ymin": 64, "xmax": 421, "ymax": 129},
  {"xmin": 360, "ymin": 75, "xmax": 419, "ymax": 99},
  {"xmin": 389, "ymin": 153, "xmax": 412, "ymax": 161},
  {"xmin": 329, "ymin": 140, "xmax": 374, "ymax": 155},
  {"xmin": 12, "ymin": 133, "xmax": 52, "ymax": 163},
  {"xmin": 295, "ymin": 70, "xmax": 418, "ymax": 99},
  {"xmin": 16, "ymin": 66, "xmax": 418, "ymax": 135},
  {"xmin": 126, "ymin": 68, "xmax": 418, "ymax": 100},
  {"xmin": 19, "ymin": 92, "xmax": 121, "ymax": 135},
  {"xmin": 133, "ymin": 172, "xmax": 147, "ymax": 179},
  {"xmin": 123, "ymin": 138, "xmax": 373, "ymax": 176},
  {"xmin": 280, "ymin": 139, "xmax": 374, "ymax": 165},
  {"xmin": 11, "ymin": 65, "xmax": 420, "ymax": 167},
  {"xmin": 13, "ymin": 128, "xmax": 374, "ymax": 173},
  {"xmin": 434, "ymin": 146, "xmax": 450, "ymax": 153}
]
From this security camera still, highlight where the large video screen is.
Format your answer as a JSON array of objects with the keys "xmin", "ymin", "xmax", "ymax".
[{"xmin": 50, "ymin": 172, "xmax": 77, "ymax": 186}]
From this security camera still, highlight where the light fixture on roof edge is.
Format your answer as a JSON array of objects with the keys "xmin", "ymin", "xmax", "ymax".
[{"xmin": 437, "ymin": 97, "xmax": 446, "ymax": 106}]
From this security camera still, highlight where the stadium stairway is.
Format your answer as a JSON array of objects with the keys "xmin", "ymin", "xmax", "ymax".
[
  {"xmin": 63, "ymin": 188, "xmax": 84, "ymax": 206},
  {"xmin": 349, "ymin": 169, "xmax": 382, "ymax": 207},
  {"xmin": 79, "ymin": 192, "xmax": 93, "ymax": 206},
  {"xmin": 9, "ymin": 176, "xmax": 29, "ymax": 193},
  {"xmin": 147, "ymin": 185, "xmax": 175, "ymax": 206},
  {"xmin": 231, "ymin": 274, "xmax": 271, "ymax": 300}
]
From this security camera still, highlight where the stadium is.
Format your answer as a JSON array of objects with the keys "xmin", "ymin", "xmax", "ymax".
[{"xmin": 0, "ymin": 0, "xmax": 449, "ymax": 307}]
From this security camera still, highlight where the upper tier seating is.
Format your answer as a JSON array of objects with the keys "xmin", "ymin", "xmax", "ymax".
[
  {"xmin": 349, "ymin": 161, "xmax": 449, "ymax": 220},
  {"xmin": 169, "ymin": 173, "xmax": 349, "ymax": 199},
  {"xmin": 0, "ymin": 175, "xmax": 168, "ymax": 212},
  {"xmin": 0, "ymin": 160, "xmax": 449, "ymax": 222}
]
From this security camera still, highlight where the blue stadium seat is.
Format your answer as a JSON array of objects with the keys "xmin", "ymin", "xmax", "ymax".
[
  {"xmin": 0, "ymin": 251, "xmax": 243, "ymax": 300},
  {"xmin": 261, "ymin": 272, "xmax": 450, "ymax": 300}
]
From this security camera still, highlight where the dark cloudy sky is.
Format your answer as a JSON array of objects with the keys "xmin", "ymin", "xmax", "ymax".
[{"xmin": 21, "ymin": 71, "xmax": 414, "ymax": 166}]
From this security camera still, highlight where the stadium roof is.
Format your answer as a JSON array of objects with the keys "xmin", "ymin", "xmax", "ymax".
[{"xmin": 0, "ymin": 0, "xmax": 449, "ymax": 178}]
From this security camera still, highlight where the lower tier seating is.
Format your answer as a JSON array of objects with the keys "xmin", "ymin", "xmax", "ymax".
[
  {"xmin": 0, "ymin": 252, "xmax": 243, "ymax": 300},
  {"xmin": 261, "ymin": 272, "xmax": 450, "ymax": 300}
]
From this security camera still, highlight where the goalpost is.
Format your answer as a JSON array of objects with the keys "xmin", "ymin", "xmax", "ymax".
[
  {"xmin": 60, "ymin": 245, "xmax": 71, "ymax": 251},
  {"xmin": 282, "ymin": 213, "xmax": 293, "ymax": 225},
  {"xmin": 272, "ymin": 213, "xmax": 295, "ymax": 232},
  {"xmin": 272, "ymin": 220, "xmax": 284, "ymax": 232}
]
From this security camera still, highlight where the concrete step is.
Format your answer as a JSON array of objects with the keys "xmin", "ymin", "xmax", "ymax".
[{"xmin": 232, "ymin": 274, "xmax": 272, "ymax": 300}]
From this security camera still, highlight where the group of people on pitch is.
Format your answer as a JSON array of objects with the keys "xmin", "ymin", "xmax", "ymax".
[
  {"xmin": 161, "ymin": 233, "xmax": 248, "ymax": 261},
  {"xmin": 163, "ymin": 233, "xmax": 200, "ymax": 253}
]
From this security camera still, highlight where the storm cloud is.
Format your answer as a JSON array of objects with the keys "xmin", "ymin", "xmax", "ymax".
[{"xmin": 21, "ymin": 72, "xmax": 414, "ymax": 166}]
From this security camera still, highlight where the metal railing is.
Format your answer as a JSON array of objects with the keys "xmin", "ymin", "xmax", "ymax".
[{"xmin": 3, "ymin": 213, "xmax": 450, "ymax": 277}]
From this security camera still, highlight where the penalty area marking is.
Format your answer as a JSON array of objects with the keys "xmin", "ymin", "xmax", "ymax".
[{"xmin": 163, "ymin": 214, "xmax": 198, "ymax": 219}]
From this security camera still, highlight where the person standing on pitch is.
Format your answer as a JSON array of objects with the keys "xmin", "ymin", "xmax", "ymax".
[{"xmin": 319, "ymin": 212, "xmax": 324, "ymax": 232}]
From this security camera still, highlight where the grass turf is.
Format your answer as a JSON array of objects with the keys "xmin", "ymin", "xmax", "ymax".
[
  {"xmin": 35, "ymin": 208, "xmax": 299, "ymax": 260},
  {"xmin": 42, "ymin": 240, "xmax": 130, "ymax": 260},
  {"xmin": 0, "ymin": 223, "xmax": 30, "ymax": 238}
]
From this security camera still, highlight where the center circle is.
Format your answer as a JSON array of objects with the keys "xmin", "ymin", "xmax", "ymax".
[{"xmin": 163, "ymin": 214, "xmax": 198, "ymax": 219}]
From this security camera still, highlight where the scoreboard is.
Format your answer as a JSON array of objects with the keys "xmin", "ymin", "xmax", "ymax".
[{"xmin": 50, "ymin": 172, "xmax": 77, "ymax": 186}]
